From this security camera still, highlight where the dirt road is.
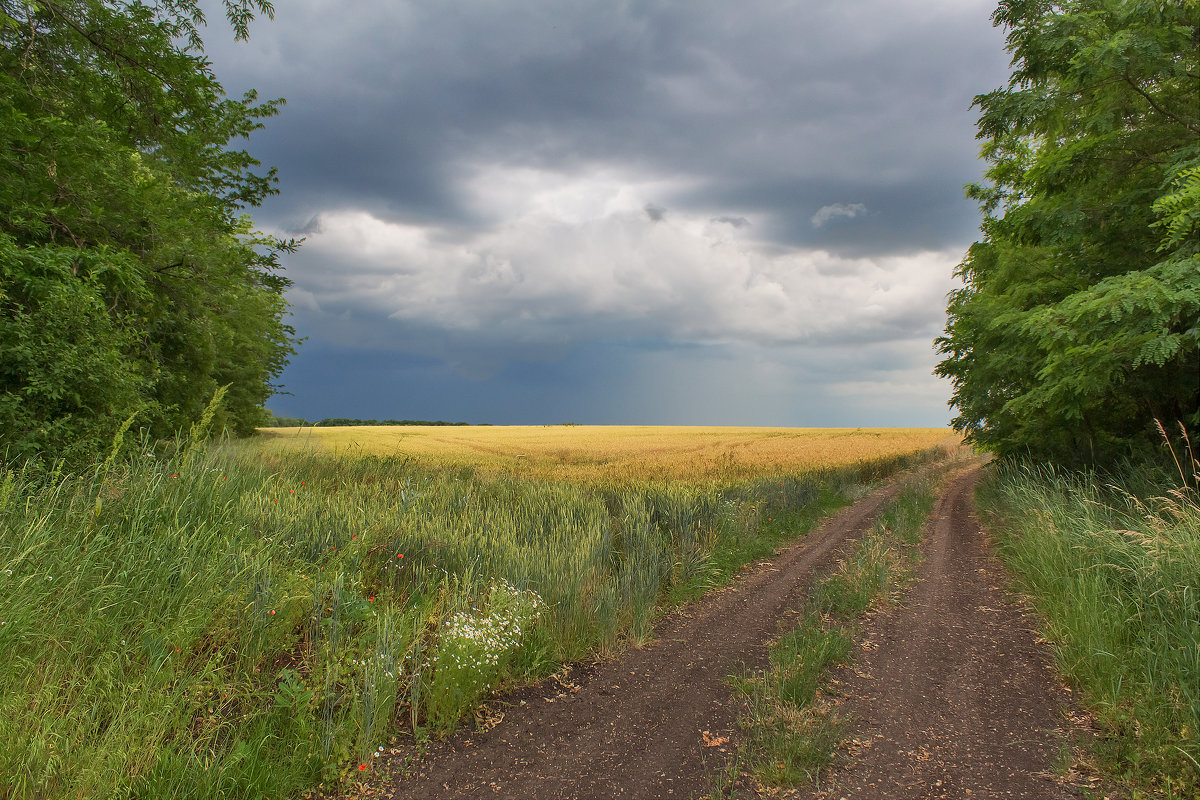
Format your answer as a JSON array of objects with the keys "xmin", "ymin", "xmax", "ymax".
[
  {"xmin": 372, "ymin": 483, "xmax": 901, "ymax": 799},
  {"xmin": 367, "ymin": 469, "xmax": 1085, "ymax": 800},
  {"xmin": 799, "ymin": 469, "xmax": 1085, "ymax": 799}
]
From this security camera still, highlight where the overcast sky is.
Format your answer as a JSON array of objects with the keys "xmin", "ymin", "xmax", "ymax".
[{"xmin": 203, "ymin": 0, "xmax": 1013, "ymax": 426}]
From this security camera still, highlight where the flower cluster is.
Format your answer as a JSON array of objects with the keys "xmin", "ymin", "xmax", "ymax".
[{"xmin": 430, "ymin": 581, "xmax": 544, "ymax": 675}]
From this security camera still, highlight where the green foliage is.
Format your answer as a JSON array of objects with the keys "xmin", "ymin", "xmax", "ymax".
[
  {"xmin": 936, "ymin": 0, "xmax": 1200, "ymax": 464},
  {"xmin": 769, "ymin": 615, "xmax": 853, "ymax": 707},
  {"xmin": 734, "ymin": 614, "xmax": 851, "ymax": 788},
  {"xmin": 0, "ymin": 0, "xmax": 298, "ymax": 464},
  {"xmin": 978, "ymin": 462, "xmax": 1200, "ymax": 798},
  {"xmin": 260, "ymin": 410, "xmax": 312, "ymax": 427},
  {"xmin": 420, "ymin": 581, "xmax": 546, "ymax": 734}
]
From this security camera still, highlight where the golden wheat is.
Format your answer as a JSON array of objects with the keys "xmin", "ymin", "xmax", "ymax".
[{"xmin": 254, "ymin": 425, "xmax": 957, "ymax": 484}]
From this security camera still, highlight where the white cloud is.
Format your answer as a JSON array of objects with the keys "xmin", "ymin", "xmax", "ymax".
[
  {"xmin": 811, "ymin": 202, "xmax": 868, "ymax": 228},
  {"xmin": 282, "ymin": 166, "xmax": 961, "ymax": 363}
]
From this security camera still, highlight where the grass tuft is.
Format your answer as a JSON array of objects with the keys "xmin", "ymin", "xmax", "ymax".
[{"xmin": 978, "ymin": 461, "xmax": 1200, "ymax": 799}]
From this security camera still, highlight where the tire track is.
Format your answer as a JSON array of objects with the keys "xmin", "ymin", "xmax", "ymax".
[{"xmin": 803, "ymin": 469, "xmax": 1087, "ymax": 800}]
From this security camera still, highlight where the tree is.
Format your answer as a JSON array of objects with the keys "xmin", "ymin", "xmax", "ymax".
[
  {"xmin": 936, "ymin": 0, "xmax": 1200, "ymax": 464},
  {"xmin": 0, "ymin": 0, "xmax": 298, "ymax": 463}
]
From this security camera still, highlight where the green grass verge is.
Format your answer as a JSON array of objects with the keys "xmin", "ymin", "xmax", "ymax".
[
  {"xmin": 0, "ymin": 424, "xmax": 944, "ymax": 800},
  {"xmin": 976, "ymin": 461, "xmax": 1200, "ymax": 800}
]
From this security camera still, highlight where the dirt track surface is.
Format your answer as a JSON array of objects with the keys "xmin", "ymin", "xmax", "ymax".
[
  {"xmin": 801, "ymin": 470, "xmax": 1085, "ymax": 800},
  {"xmin": 365, "ymin": 469, "xmax": 1087, "ymax": 800},
  {"xmin": 371, "ymin": 484, "xmax": 901, "ymax": 799}
]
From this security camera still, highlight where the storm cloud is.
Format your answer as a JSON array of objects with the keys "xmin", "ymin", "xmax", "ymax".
[{"xmin": 201, "ymin": 0, "xmax": 1012, "ymax": 424}]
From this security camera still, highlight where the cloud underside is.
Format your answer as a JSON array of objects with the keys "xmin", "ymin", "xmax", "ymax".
[
  {"xmin": 283, "ymin": 165, "xmax": 962, "ymax": 379},
  {"xmin": 273, "ymin": 335, "xmax": 953, "ymax": 427}
]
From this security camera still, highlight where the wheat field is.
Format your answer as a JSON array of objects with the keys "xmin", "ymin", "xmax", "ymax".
[
  {"xmin": 254, "ymin": 425, "xmax": 957, "ymax": 483},
  {"xmin": 2, "ymin": 421, "xmax": 956, "ymax": 799}
]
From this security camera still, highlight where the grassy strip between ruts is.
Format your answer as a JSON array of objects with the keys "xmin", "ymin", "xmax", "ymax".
[
  {"xmin": 707, "ymin": 458, "xmax": 947, "ymax": 797},
  {"xmin": 0, "ymin": 405, "xmax": 951, "ymax": 800},
  {"xmin": 976, "ymin": 454, "xmax": 1200, "ymax": 800}
]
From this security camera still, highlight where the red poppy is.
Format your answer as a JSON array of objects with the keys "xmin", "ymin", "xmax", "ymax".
[{"xmin": 358, "ymin": 764, "xmax": 367, "ymax": 771}]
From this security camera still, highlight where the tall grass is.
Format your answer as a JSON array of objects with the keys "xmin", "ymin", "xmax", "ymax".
[
  {"xmin": 977, "ymin": 461, "xmax": 1200, "ymax": 798},
  {"xmin": 0, "ymin": 434, "xmax": 943, "ymax": 800}
]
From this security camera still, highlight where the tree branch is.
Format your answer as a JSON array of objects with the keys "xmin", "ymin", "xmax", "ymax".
[
  {"xmin": 1123, "ymin": 74, "xmax": 1200, "ymax": 136},
  {"xmin": 41, "ymin": 0, "xmax": 176, "ymax": 91}
]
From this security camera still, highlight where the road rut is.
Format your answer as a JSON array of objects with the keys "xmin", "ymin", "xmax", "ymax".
[
  {"xmin": 801, "ymin": 470, "xmax": 1085, "ymax": 800},
  {"xmin": 362, "ymin": 468, "xmax": 1090, "ymax": 800}
]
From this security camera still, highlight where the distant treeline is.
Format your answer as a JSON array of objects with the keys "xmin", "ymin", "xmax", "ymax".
[
  {"xmin": 261, "ymin": 411, "xmax": 481, "ymax": 428},
  {"xmin": 313, "ymin": 418, "xmax": 479, "ymax": 427}
]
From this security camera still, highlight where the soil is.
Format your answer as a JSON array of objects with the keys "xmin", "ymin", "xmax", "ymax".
[
  {"xmin": 355, "ymin": 468, "xmax": 1096, "ymax": 800},
  {"xmin": 797, "ymin": 469, "xmax": 1094, "ymax": 800}
]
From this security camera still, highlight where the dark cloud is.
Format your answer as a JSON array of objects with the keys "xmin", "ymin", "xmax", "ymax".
[
  {"xmin": 271, "ymin": 338, "xmax": 953, "ymax": 427},
  {"xmin": 284, "ymin": 215, "xmax": 323, "ymax": 236},
  {"xmin": 212, "ymin": 0, "xmax": 1007, "ymax": 244},
  {"xmin": 197, "ymin": 0, "xmax": 1011, "ymax": 423}
]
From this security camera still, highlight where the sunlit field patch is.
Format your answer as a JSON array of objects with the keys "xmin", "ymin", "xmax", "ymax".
[{"xmin": 254, "ymin": 425, "xmax": 957, "ymax": 484}]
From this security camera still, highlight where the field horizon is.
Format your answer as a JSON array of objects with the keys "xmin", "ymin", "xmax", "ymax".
[{"xmin": 253, "ymin": 425, "xmax": 959, "ymax": 484}]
